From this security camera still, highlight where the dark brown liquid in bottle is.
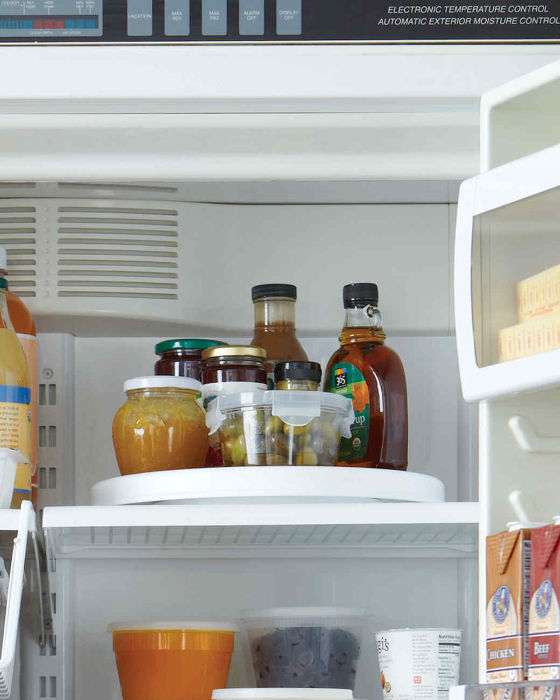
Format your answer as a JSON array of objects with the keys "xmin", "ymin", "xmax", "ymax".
[
  {"xmin": 251, "ymin": 297, "xmax": 307, "ymax": 378},
  {"xmin": 251, "ymin": 323, "xmax": 308, "ymax": 376},
  {"xmin": 325, "ymin": 327, "xmax": 408, "ymax": 470}
]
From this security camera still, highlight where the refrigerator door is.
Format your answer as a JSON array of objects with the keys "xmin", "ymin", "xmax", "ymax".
[{"xmin": 455, "ymin": 141, "xmax": 560, "ymax": 402}]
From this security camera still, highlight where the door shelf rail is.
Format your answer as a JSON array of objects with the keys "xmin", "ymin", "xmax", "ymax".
[
  {"xmin": 42, "ymin": 502, "xmax": 479, "ymax": 559},
  {"xmin": 0, "ymin": 502, "xmax": 47, "ymax": 698}
]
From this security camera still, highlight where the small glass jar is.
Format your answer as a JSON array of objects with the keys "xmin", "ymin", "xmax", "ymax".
[
  {"xmin": 112, "ymin": 376, "xmax": 208, "ymax": 476},
  {"xmin": 274, "ymin": 361, "xmax": 322, "ymax": 391},
  {"xmin": 201, "ymin": 346, "xmax": 268, "ymax": 467},
  {"xmin": 155, "ymin": 339, "xmax": 226, "ymax": 381},
  {"xmin": 202, "ymin": 346, "xmax": 267, "ymax": 385}
]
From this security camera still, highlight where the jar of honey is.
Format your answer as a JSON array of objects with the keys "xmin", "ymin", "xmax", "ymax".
[{"xmin": 112, "ymin": 376, "xmax": 208, "ymax": 476}]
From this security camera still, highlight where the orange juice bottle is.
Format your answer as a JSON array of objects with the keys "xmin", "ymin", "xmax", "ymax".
[
  {"xmin": 0, "ymin": 273, "xmax": 31, "ymax": 508},
  {"xmin": 0, "ymin": 249, "xmax": 37, "ymax": 506}
]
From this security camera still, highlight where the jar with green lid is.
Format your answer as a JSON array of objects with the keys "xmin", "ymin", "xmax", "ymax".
[
  {"xmin": 155, "ymin": 339, "xmax": 226, "ymax": 381},
  {"xmin": 274, "ymin": 361, "xmax": 322, "ymax": 391}
]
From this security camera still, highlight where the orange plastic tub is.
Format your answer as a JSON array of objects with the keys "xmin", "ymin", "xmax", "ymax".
[{"xmin": 108, "ymin": 621, "xmax": 237, "ymax": 700}]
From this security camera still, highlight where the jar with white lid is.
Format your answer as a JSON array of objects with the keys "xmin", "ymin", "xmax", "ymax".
[{"xmin": 112, "ymin": 376, "xmax": 208, "ymax": 475}]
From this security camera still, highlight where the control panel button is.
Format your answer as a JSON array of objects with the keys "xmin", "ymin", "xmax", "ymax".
[
  {"xmin": 239, "ymin": 0, "xmax": 263, "ymax": 35},
  {"xmin": 201, "ymin": 0, "xmax": 226, "ymax": 35},
  {"xmin": 127, "ymin": 0, "xmax": 152, "ymax": 36},
  {"xmin": 165, "ymin": 0, "xmax": 189, "ymax": 34},
  {"xmin": 276, "ymin": 0, "xmax": 301, "ymax": 34}
]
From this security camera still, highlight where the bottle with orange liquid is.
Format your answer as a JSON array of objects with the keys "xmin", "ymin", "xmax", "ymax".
[
  {"xmin": 325, "ymin": 283, "xmax": 408, "ymax": 470},
  {"xmin": 0, "ymin": 270, "xmax": 31, "ymax": 507},
  {"xmin": 250, "ymin": 284, "xmax": 308, "ymax": 386},
  {"xmin": 0, "ymin": 248, "xmax": 36, "ymax": 506}
]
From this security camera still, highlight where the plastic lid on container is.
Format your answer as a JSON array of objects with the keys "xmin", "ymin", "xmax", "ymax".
[
  {"xmin": 108, "ymin": 621, "xmax": 238, "ymax": 632},
  {"xmin": 507, "ymin": 521, "xmax": 547, "ymax": 531},
  {"xmin": 214, "ymin": 691, "xmax": 353, "ymax": 700},
  {"xmin": 202, "ymin": 345, "xmax": 267, "ymax": 361},
  {"xmin": 343, "ymin": 283, "xmax": 378, "ymax": 308},
  {"xmin": 252, "ymin": 284, "xmax": 297, "ymax": 301},
  {"xmin": 274, "ymin": 362, "xmax": 322, "ymax": 385},
  {"xmin": 240, "ymin": 606, "xmax": 368, "ymax": 621},
  {"xmin": 206, "ymin": 391, "xmax": 354, "ymax": 435},
  {"xmin": 155, "ymin": 339, "xmax": 226, "ymax": 354},
  {"xmin": 123, "ymin": 376, "xmax": 203, "ymax": 393}
]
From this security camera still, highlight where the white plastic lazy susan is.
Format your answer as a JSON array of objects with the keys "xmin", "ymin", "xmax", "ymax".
[{"xmin": 91, "ymin": 467, "xmax": 445, "ymax": 505}]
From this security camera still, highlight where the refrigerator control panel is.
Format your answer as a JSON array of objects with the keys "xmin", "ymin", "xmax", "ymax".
[
  {"xmin": 0, "ymin": 0, "xmax": 559, "ymax": 42},
  {"xmin": 0, "ymin": 0, "xmax": 102, "ymax": 36}
]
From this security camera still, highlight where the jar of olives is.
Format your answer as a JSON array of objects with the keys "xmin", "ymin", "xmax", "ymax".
[
  {"xmin": 274, "ymin": 361, "xmax": 322, "ymax": 390},
  {"xmin": 206, "ymin": 390, "xmax": 353, "ymax": 467}
]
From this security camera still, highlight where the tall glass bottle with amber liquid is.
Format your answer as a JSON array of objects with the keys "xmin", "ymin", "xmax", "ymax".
[
  {"xmin": 325, "ymin": 283, "xmax": 408, "ymax": 470},
  {"xmin": 251, "ymin": 284, "xmax": 308, "ymax": 386}
]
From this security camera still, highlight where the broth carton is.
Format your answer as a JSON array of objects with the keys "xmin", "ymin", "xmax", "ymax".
[
  {"xmin": 486, "ymin": 523, "xmax": 534, "ymax": 687},
  {"xmin": 529, "ymin": 523, "xmax": 560, "ymax": 694}
]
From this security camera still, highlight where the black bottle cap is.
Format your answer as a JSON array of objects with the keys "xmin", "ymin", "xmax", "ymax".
[
  {"xmin": 252, "ymin": 284, "xmax": 297, "ymax": 302},
  {"xmin": 274, "ymin": 361, "xmax": 322, "ymax": 385},
  {"xmin": 343, "ymin": 283, "xmax": 379, "ymax": 308}
]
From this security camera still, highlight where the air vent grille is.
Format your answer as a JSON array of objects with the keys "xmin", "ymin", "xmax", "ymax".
[
  {"xmin": 0, "ymin": 206, "xmax": 37, "ymax": 297},
  {"xmin": 57, "ymin": 206, "xmax": 179, "ymax": 300}
]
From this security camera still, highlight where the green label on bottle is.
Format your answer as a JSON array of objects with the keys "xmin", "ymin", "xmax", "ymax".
[{"xmin": 326, "ymin": 362, "xmax": 369, "ymax": 461}]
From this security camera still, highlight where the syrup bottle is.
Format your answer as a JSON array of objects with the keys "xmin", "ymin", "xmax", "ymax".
[{"xmin": 325, "ymin": 283, "xmax": 408, "ymax": 470}]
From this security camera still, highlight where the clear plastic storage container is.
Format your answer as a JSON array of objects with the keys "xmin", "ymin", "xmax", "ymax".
[
  {"xmin": 108, "ymin": 621, "xmax": 237, "ymax": 700},
  {"xmin": 206, "ymin": 391, "xmax": 353, "ymax": 467},
  {"xmin": 239, "ymin": 607, "xmax": 368, "ymax": 689}
]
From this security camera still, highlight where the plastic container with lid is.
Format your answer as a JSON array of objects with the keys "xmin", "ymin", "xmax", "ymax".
[
  {"xmin": 213, "ymin": 691, "xmax": 353, "ymax": 700},
  {"xmin": 375, "ymin": 628, "xmax": 461, "ymax": 700},
  {"xmin": 109, "ymin": 621, "xmax": 237, "ymax": 700},
  {"xmin": 155, "ymin": 338, "xmax": 226, "ymax": 380},
  {"xmin": 274, "ymin": 361, "xmax": 322, "ymax": 391},
  {"xmin": 206, "ymin": 391, "xmax": 353, "ymax": 467},
  {"xmin": 239, "ymin": 607, "xmax": 368, "ymax": 689},
  {"xmin": 112, "ymin": 376, "xmax": 208, "ymax": 475},
  {"xmin": 202, "ymin": 346, "xmax": 268, "ymax": 466}
]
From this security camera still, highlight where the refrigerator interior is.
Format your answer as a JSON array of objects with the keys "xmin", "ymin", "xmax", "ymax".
[{"xmin": 0, "ymin": 177, "xmax": 481, "ymax": 700}]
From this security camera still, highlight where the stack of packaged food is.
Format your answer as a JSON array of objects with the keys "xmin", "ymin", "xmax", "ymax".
[
  {"xmin": 112, "ymin": 282, "xmax": 409, "ymax": 475},
  {"xmin": 499, "ymin": 263, "xmax": 560, "ymax": 362},
  {"xmin": 486, "ymin": 517, "xmax": 560, "ymax": 699}
]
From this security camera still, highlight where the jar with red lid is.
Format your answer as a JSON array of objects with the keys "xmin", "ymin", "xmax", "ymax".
[{"xmin": 155, "ymin": 339, "xmax": 226, "ymax": 382}]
